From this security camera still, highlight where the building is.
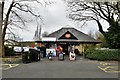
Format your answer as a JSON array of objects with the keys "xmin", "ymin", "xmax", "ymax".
[{"xmin": 36, "ymin": 27, "xmax": 101, "ymax": 55}]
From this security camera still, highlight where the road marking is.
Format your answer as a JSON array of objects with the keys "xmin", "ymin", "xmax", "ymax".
[
  {"xmin": 98, "ymin": 66, "xmax": 108, "ymax": 72},
  {"xmin": 98, "ymin": 66, "xmax": 120, "ymax": 73},
  {"xmin": 2, "ymin": 64, "xmax": 19, "ymax": 70},
  {"xmin": 98, "ymin": 61, "xmax": 120, "ymax": 73},
  {"xmin": 100, "ymin": 62, "xmax": 112, "ymax": 66}
]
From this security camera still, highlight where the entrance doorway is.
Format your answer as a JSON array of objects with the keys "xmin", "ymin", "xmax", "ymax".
[
  {"xmin": 58, "ymin": 43, "xmax": 81, "ymax": 56},
  {"xmin": 58, "ymin": 43, "xmax": 69, "ymax": 55}
]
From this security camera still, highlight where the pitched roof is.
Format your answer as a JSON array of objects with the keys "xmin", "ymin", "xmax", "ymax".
[{"xmin": 48, "ymin": 27, "xmax": 100, "ymax": 43}]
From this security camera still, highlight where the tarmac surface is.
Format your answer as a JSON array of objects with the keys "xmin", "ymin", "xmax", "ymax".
[{"xmin": 2, "ymin": 56, "xmax": 119, "ymax": 78}]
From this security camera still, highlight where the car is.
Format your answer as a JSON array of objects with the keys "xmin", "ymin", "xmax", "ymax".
[
  {"xmin": 23, "ymin": 47, "xmax": 29, "ymax": 52},
  {"xmin": 13, "ymin": 46, "xmax": 30, "ymax": 54},
  {"xmin": 14, "ymin": 47, "xmax": 22, "ymax": 53}
]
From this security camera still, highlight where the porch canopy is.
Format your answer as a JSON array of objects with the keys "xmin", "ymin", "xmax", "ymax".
[{"xmin": 36, "ymin": 27, "xmax": 101, "ymax": 44}]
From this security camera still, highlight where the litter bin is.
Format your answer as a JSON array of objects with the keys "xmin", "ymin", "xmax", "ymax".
[
  {"xmin": 58, "ymin": 53, "xmax": 64, "ymax": 61},
  {"xmin": 69, "ymin": 52, "xmax": 76, "ymax": 61},
  {"xmin": 29, "ymin": 49, "xmax": 40, "ymax": 62},
  {"xmin": 35, "ymin": 50, "xmax": 40, "ymax": 61},
  {"xmin": 22, "ymin": 51, "xmax": 31, "ymax": 64}
]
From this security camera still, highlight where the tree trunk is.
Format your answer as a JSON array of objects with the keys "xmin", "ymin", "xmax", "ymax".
[
  {"xmin": 2, "ymin": 0, "xmax": 14, "ymax": 57},
  {"xmin": 95, "ymin": 20, "xmax": 105, "ymax": 34},
  {"xmin": 95, "ymin": 19, "xmax": 109, "ymax": 47},
  {"xmin": 0, "ymin": 2, "xmax": 2, "ymax": 57}
]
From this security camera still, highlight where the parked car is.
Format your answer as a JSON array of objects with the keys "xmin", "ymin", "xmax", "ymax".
[
  {"xmin": 23, "ymin": 47, "xmax": 29, "ymax": 52},
  {"xmin": 13, "ymin": 46, "xmax": 30, "ymax": 54},
  {"xmin": 14, "ymin": 47, "xmax": 22, "ymax": 53}
]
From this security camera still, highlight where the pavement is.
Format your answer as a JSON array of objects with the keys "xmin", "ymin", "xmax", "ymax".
[{"xmin": 2, "ymin": 56, "xmax": 119, "ymax": 78}]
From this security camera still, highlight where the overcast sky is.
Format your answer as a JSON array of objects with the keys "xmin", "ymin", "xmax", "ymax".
[{"xmin": 6, "ymin": 0, "xmax": 109, "ymax": 41}]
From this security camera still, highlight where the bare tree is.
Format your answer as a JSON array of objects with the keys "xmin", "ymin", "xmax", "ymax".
[
  {"xmin": 66, "ymin": 0, "xmax": 120, "ymax": 48},
  {"xmin": 1, "ymin": 0, "xmax": 53, "ymax": 56},
  {"xmin": 42, "ymin": 31, "xmax": 49, "ymax": 37},
  {"xmin": 66, "ymin": 0, "xmax": 120, "ymax": 34}
]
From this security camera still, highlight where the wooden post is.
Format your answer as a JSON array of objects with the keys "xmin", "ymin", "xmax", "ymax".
[
  {"xmin": 0, "ymin": 2, "xmax": 3, "ymax": 79},
  {"xmin": 0, "ymin": 2, "xmax": 2, "ymax": 57}
]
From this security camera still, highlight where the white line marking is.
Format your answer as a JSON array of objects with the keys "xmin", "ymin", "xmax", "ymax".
[
  {"xmin": 2, "ymin": 64, "xmax": 19, "ymax": 70},
  {"xmin": 98, "ymin": 66, "xmax": 120, "ymax": 73}
]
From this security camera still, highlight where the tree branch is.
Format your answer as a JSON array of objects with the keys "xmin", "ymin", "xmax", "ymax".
[
  {"xmin": 116, "ymin": 2, "xmax": 120, "ymax": 13},
  {"xmin": 11, "ymin": 10, "xmax": 25, "ymax": 26},
  {"xmin": 95, "ymin": 2, "xmax": 108, "ymax": 19},
  {"xmin": 14, "ymin": 3, "xmax": 43, "ymax": 22},
  {"xmin": 9, "ymin": 22, "xmax": 28, "ymax": 31},
  {"xmin": 7, "ymin": 27, "xmax": 16, "ymax": 39}
]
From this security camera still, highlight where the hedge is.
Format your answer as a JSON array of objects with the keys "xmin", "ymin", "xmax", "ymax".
[
  {"xmin": 5, "ymin": 46, "xmax": 14, "ymax": 56},
  {"xmin": 84, "ymin": 49, "xmax": 120, "ymax": 61}
]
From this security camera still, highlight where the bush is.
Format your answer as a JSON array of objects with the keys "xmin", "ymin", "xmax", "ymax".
[
  {"xmin": 84, "ymin": 49, "xmax": 120, "ymax": 61},
  {"xmin": 5, "ymin": 46, "xmax": 14, "ymax": 56}
]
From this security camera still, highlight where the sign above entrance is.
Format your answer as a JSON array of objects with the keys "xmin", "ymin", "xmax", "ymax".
[
  {"xmin": 65, "ymin": 34, "xmax": 71, "ymax": 38},
  {"xmin": 59, "ymin": 31, "xmax": 78, "ymax": 40},
  {"xmin": 42, "ymin": 37, "xmax": 56, "ymax": 41}
]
